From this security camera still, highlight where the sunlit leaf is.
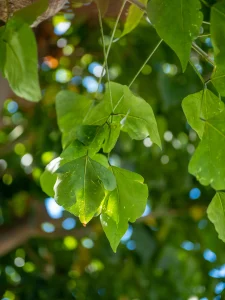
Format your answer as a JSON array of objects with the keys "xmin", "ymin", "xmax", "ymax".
[
  {"xmin": 2, "ymin": 19, "xmax": 41, "ymax": 101},
  {"xmin": 207, "ymin": 192, "xmax": 225, "ymax": 242},
  {"xmin": 211, "ymin": 1, "xmax": 225, "ymax": 96},
  {"xmin": 40, "ymin": 140, "xmax": 87, "ymax": 197},
  {"xmin": 40, "ymin": 158, "xmax": 61, "ymax": 197},
  {"xmin": 101, "ymin": 167, "xmax": 148, "ymax": 252},
  {"xmin": 55, "ymin": 155, "xmax": 116, "ymax": 224},
  {"xmin": 148, "ymin": 0, "xmax": 203, "ymax": 71},
  {"xmin": 182, "ymin": 89, "xmax": 224, "ymax": 139},
  {"xmin": 121, "ymin": 0, "xmax": 147, "ymax": 38}
]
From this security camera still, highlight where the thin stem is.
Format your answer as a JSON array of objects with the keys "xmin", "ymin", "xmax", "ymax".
[
  {"xmin": 189, "ymin": 60, "xmax": 205, "ymax": 85},
  {"xmin": 202, "ymin": 21, "xmax": 211, "ymax": 25},
  {"xmin": 129, "ymin": 39, "xmax": 163, "ymax": 88},
  {"xmin": 192, "ymin": 42, "xmax": 215, "ymax": 66},
  {"xmin": 97, "ymin": 7, "xmax": 113, "ymax": 109},
  {"xmin": 200, "ymin": 0, "xmax": 211, "ymax": 8},
  {"xmin": 113, "ymin": 39, "xmax": 163, "ymax": 113},
  {"xmin": 97, "ymin": 0, "xmax": 127, "ymax": 89},
  {"xmin": 198, "ymin": 34, "xmax": 211, "ymax": 38}
]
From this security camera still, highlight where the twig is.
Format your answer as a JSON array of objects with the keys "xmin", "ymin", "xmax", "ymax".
[
  {"xmin": 129, "ymin": 39, "xmax": 163, "ymax": 87},
  {"xmin": 97, "ymin": 0, "xmax": 127, "ymax": 93},
  {"xmin": 189, "ymin": 59, "xmax": 205, "ymax": 85},
  {"xmin": 192, "ymin": 42, "xmax": 215, "ymax": 67}
]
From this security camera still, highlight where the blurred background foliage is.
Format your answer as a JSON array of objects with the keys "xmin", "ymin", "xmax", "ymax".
[{"xmin": 0, "ymin": 0, "xmax": 225, "ymax": 299}]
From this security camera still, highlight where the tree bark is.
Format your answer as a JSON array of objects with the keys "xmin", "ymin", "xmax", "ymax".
[{"xmin": 0, "ymin": 0, "xmax": 68, "ymax": 26}]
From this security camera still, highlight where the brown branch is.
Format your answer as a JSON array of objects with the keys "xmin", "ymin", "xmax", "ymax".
[
  {"xmin": 0, "ymin": 200, "xmax": 89, "ymax": 257},
  {"xmin": 0, "ymin": 197, "xmax": 207, "ymax": 257},
  {"xmin": 0, "ymin": 0, "xmax": 67, "ymax": 25}
]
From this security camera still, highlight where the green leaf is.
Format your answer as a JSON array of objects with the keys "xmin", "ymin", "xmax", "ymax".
[
  {"xmin": 40, "ymin": 158, "xmax": 61, "ymax": 198},
  {"xmin": 101, "ymin": 167, "xmax": 148, "ymax": 252},
  {"xmin": 182, "ymin": 89, "xmax": 224, "ymax": 139},
  {"xmin": 211, "ymin": 1, "xmax": 225, "ymax": 96},
  {"xmin": 40, "ymin": 140, "xmax": 87, "ymax": 197},
  {"xmin": 60, "ymin": 139, "xmax": 88, "ymax": 163},
  {"xmin": 121, "ymin": 0, "xmax": 147, "ymax": 38},
  {"xmin": 207, "ymin": 192, "xmax": 225, "ymax": 242},
  {"xmin": 85, "ymin": 82, "xmax": 161, "ymax": 148},
  {"xmin": 189, "ymin": 110, "xmax": 225, "ymax": 190},
  {"xmin": 13, "ymin": 0, "xmax": 48, "ymax": 25},
  {"xmin": 147, "ymin": 0, "xmax": 203, "ymax": 71},
  {"xmin": 2, "ymin": 19, "xmax": 41, "ymax": 101},
  {"xmin": 55, "ymin": 156, "xmax": 116, "ymax": 224},
  {"xmin": 103, "ymin": 116, "xmax": 121, "ymax": 153},
  {"xmin": 76, "ymin": 125, "xmax": 107, "ymax": 156},
  {"xmin": 122, "ymin": 86, "xmax": 161, "ymax": 146},
  {"xmin": 56, "ymin": 90, "xmax": 93, "ymax": 148}
]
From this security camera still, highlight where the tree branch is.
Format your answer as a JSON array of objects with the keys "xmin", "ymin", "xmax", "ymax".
[{"xmin": 0, "ymin": 197, "xmax": 207, "ymax": 257}]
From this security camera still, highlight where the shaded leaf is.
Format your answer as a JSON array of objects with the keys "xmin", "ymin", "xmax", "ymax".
[
  {"xmin": 2, "ymin": 19, "xmax": 41, "ymax": 101},
  {"xmin": 211, "ymin": 1, "xmax": 225, "ymax": 96},
  {"xmin": 76, "ymin": 125, "xmax": 107, "ymax": 156},
  {"xmin": 56, "ymin": 90, "xmax": 93, "ymax": 148},
  {"xmin": 101, "ymin": 167, "xmax": 148, "ymax": 252},
  {"xmin": 85, "ymin": 82, "xmax": 161, "ymax": 148},
  {"xmin": 207, "ymin": 192, "xmax": 225, "ymax": 242},
  {"xmin": 13, "ymin": 0, "xmax": 48, "ymax": 25},
  {"xmin": 148, "ymin": 0, "xmax": 203, "ymax": 71},
  {"xmin": 182, "ymin": 89, "xmax": 224, "ymax": 139},
  {"xmin": 103, "ymin": 116, "xmax": 121, "ymax": 153},
  {"xmin": 189, "ymin": 110, "xmax": 225, "ymax": 190}
]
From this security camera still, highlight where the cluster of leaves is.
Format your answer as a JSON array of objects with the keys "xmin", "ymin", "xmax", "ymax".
[
  {"xmin": 2, "ymin": 0, "xmax": 225, "ymax": 251},
  {"xmin": 41, "ymin": 82, "xmax": 161, "ymax": 251},
  {"xmin": 144, "ymin": 0, "xmax": 225, "ymax": 245}
]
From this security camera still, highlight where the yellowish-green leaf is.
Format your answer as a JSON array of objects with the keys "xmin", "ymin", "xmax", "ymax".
[
  {"xmin": 207, "ymin": 192, "xmax": 225, "ymax": 242},
  {"xmin": 55, "ymin": 155, "xmax": 116, "ymax": 224},
  {"xmin": 182, "ymin": 89, "xmax": 224, "ymax": 139},
  {"xmin": 121, "ymin": 0, "xmax": 147, "ymax": 38}
]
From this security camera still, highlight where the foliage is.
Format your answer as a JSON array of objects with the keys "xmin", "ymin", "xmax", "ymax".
[{"xmin": 1, "ymin": 0, "xmax": 225, "ymax": 298}]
